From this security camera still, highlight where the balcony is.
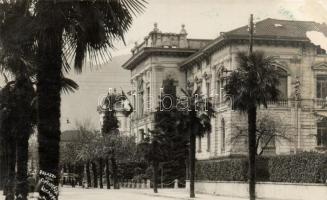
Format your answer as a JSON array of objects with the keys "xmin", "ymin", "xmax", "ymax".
[{"xmin": 213, "ymin": 99, "xmax": 327, "ymax": 112}]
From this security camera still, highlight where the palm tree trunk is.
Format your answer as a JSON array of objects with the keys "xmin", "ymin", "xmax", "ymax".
[
  {"xmin": 111, "ymin": 154, "xmax": 118, "ymax": 189},
  {"xmin": 86, "ymin": 162, "xmax": 91, "ymax": 188},
  {"xmin": 153, "ymin": 162, "xmax": 159, "ymax": 193},
  {"xmin": 105, "ymin": 159, "xmax": 110, "ymax": 189},
  {"xmin": 189, "ymin": 131, "xmax": 196, "ymax": 198},
  {"xmin": 15, "ymin": 134, "xmax": 29, "ymax": 200},
  {"xmin": 91, "ymin": 162, "xmax": 98, "ymax": 188},
  {"xmin": 36, "ymin": 3, "xmax": 64, "ymax": 199},
  {"xmin": 99, "ymin": 158, "xmax": 103, "ymax": 189},
  {"xmin": 37, "ymin": 27, "xmax": 62, "ymax": 200},
  {"xmin": 5, "ymin": 138, "xmax": 16, "ymax": 200},
  {"xmin": 2, "ymin": 140, "xmax": 9, "ymax": 196},
  {"xmin": 248, "ymin": 106, "xmax": 257, "ymax": 200},
  {"xmin": 0, "ymin": 136, "xmax": 8, "ymax": 190}
]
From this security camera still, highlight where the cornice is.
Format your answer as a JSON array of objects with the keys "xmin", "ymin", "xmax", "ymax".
[
  {"xmin": 179, "ymin": 34, "xmax": 311, "ymax": 70},
  {"xmin": 312, "ymin": 62, "xmax": 327, "ymax": 71},
  {"xmin": 122, "ymin": 47, "xmax": 198, "ymax": 70}
]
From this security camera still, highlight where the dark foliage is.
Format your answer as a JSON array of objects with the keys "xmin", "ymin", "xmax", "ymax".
[
  {"xmin": 117, "ymin": 162, "xmax": 147, "ymax": 180},
  {"xmin": 269, "ymin": 152, "xmax": 327, "ymax": 183},
  {"xmin": 195, "ymin": 153, "xmax": 327, "ymax": 184}
]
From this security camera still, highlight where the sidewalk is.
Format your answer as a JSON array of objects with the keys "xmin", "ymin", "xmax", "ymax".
[{"xmin": 128, "ymin": 188, "xmax": 254, "ymax": 200}]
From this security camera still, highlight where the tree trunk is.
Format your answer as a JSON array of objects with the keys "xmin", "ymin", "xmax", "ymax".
[
  {"xmin": 111, "ymin": 155, "xmax": 118, "ymax": 189},
  {"xmin": 91, "ymin": 162, "xmax": 98, "ymax": 188},
  {"xmin": 86, "ymin": 162, "xmax": 91, "ymax": 188},
  {"xmin": 105, "ymin": 159, "xmax": 110, "ymax": 189},
  {"xmin": 0, "ymin": 136, "xmax": 8, "ymax": 190},
  {"xmin": 153, "ymin": 162, "xmax": 159, "ymax": 193},
  {"xmin": 99, "ymin": 158, "xmax": 103, "ymax": 189},
  {"xmin": 248, "ymin": 106, "xmax": 257, "ymax": 200},
  {"xmin": 15, "ymin": 135, "xmax": 29, "ymax": 200},
  {"xmin": 189, "ymin": 130, "xmax": 196, "ymax": 198},
  {"xmin": 5, "ymin": 138, "xmax": 16, "ymax": 200},
  {"xmin": 36, "ymin": 3, "xmax": 64, "ymax": 200}
]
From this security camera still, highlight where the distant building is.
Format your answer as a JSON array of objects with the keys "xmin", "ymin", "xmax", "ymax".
[
  {"xmin": 98, "ymin": 89, "xmax": 132, "ymax": 136},
  {"xmin": 122, "ymin": 19, "xmax": 327, "ymax": 159}
]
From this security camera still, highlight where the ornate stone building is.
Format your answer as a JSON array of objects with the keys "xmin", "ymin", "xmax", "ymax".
[
  {"xmin": 122, "ymin": 18, "xmax": 327, "ymax": 159},
  {"xmin": 122, "ymin": 23, "xmax": 210, "ymax": 142}
]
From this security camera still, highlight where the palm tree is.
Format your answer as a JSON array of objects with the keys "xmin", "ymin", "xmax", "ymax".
[
  {"xmin": 0, "ymin": 81, "xmax": 17, "ymax": 200},
  {"xmin": 0, "ymin": 2, "xmax": 36, "ymax": 199},
  {"xmin": 31, "ymin": 1, "xmax": 145, "ymax": 198},
  {"xmin": 224, "ymin": 51, "xmax": 281, "ymax": 200},
  {"xmin": 137, "ymin": 130, "xmax": 167, "ymax": 193},
  {"xmin": 178, "ymin": 87, "xmax": 214, "ymax": 198}
]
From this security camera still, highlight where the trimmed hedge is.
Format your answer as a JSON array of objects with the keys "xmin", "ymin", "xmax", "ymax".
[
  {"xmin": 195, "ymin": 152, "xmax": 327, "ymax": 183},
  {"xmin": 195, "ymin": 158, "xmax": 248, "ymax": 181},
  {"xmin": 195, "ymin": 157, "xmax": 269, "ymax": 182},
  {"xmin": 269, "ymin": 152, "xmax": 327, "ymax": 183}
]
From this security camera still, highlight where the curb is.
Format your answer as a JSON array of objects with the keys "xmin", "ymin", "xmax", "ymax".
[
  {"xmin": 128, "ymin": 190, "xmax": 195, "ymax": 200},
  {"xmin": 128, "ymin": 189, "xmax": 221, "ymax": 200}
]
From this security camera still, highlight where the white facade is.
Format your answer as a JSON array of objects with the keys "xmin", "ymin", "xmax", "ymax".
[{"xmin": 122, "ymin": 19, "xmax": 327, "ymax": 159}]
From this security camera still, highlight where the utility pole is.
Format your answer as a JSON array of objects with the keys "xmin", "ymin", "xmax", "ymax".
[{"xmin": 248, "ymin": 14, "xmax": 254, "ymax": 54}]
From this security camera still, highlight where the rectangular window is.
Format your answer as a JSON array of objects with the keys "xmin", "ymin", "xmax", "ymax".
[
  {"xmin": 133, "ymin": 95, "xmax": 136, "ymax": 111},
  {"xmin": 147, "ymin": 87, "xmax": 150, "ymax": 111},
  {"xmin": 205, "ymin": 57, "xmax": 211, "ymax": 66},
  {"xmin": 206, "ymin": 82, "xmax": 210, "ymax": 98},
  {"xmin": 278, "ymin": 75, "xmax": 288, "ymax": 100},
  {"xmin": 139, "ymin": 129, "xmax": 145, "ymax": 141},
  {"xmin": 198, "ymin": 136, "xmax": 202, "ymax": 153},
  {"xmin": 261, "ymin": 135, "xmax": 276, "ymax": 148},
  {"xmin": 207, "ymin": 132, "xmax": 211, "ymax": 152},
  {"xmin": 196, "ymin": 63, "xmax": 201, "ymax": 71},
  {"xmin": 317, "ymin": 76, "xmax": 327, "ymax": 99},
  {"xmin": 221, "ymin": 119, "xmax": 225, "ymax": 153},
  {"xmin": 139, "ymin": 92, "xmax": 144, "ymax": 117},
  {"xmin": 317, "ymin": 122, "xmax": 327, "ymax": 147},
  {"xmin": 216, "ymin": 80, "xmax": 221, "ymax": 102}
]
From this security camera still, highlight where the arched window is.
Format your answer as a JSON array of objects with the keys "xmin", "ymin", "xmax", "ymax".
[
  {"xmin": 277, "ymin": 68, "xmax": 288, "ymax": 100},
  {"xmin": 221, "ymin": 118, "xmax": 226, "ymax": 153}
]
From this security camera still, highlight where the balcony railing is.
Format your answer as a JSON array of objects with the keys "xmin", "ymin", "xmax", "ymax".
[
  {"xmin": 214, "ymin": 99, "xmax": 327, "ymax": 111},
  {"xmin": 266, "ymin": 100, "xmax": 289, "ymax": 108}
]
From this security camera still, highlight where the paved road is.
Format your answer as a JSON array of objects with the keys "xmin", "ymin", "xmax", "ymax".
[
  {"xmin": 59, "ymin": 188, "xmax": 176, "ymax": 200},
  {"xmin": 1, "ymin": 187, "xmax": 249, "ymax": 200},
  {"xmin": 0, "ymin": 188, "xmax": 174, "ymax": 200}
]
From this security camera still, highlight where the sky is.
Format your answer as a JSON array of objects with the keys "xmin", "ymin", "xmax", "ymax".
[
  {"xmin": 2, "ymin": 0, "xmax": 327, "ymax": 130},
  {"xmin": 110, "ymin": 0, "xmax": 327, "ymax": 57}
]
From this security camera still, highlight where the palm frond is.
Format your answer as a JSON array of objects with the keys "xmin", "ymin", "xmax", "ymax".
[{"xmin": 61, "ymin": 77, "xmax": 79, "ymax": 94}]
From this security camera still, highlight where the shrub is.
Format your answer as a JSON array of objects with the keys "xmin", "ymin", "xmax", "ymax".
[
  {"xmin": 195, "ymin": 158, "xmax": 248, "ymax": 181},
  {"xmin": 268, "ymin": 152, "xmax": 327, "ymax": 183},
  {"xmin": 117, "ymin": 161, "xmax": 147, "ymax": 180},
  {"xmin": 195, "ymin": 157, "xmax": 269, "ymax": 182},
  {"xmin": 195, "ymin": 152, "xmax": 327, "ymax": 184}
]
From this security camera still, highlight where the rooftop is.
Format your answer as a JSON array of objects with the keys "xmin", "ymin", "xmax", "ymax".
[
  {"xmin": 121, "ymin": 23, "xmax": 212, "ymax": 70},
  {"xmin": 227, "ymin": 18, "xmax": 327, "ymax": 39},
  {"xmin": 180, "ymin": 18, "xmax": 327, "ymax": 68}
]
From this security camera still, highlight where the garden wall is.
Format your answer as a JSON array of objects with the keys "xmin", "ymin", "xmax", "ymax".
[{"xmin": 186, "ymin": 181, "xmax": 327, "ymax": 200}]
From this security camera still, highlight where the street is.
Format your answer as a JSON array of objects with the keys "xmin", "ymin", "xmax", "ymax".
[{"xmin": 1, "ymin": 187, "xmax": 251, "ymax": 200}]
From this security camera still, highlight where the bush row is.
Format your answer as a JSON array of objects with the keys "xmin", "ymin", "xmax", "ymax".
[
  {"xmin": 195, "ymin": 152, "xmax": 327, "ymax": 183},
  {"xmin": 117, "ymin": 161, "xmax": 147, "ymax": 180}
]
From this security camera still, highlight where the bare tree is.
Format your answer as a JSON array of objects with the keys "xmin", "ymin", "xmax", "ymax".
[{"xmin": 231, "ymin": 113, "xmax": 292, "ymax": 156}]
